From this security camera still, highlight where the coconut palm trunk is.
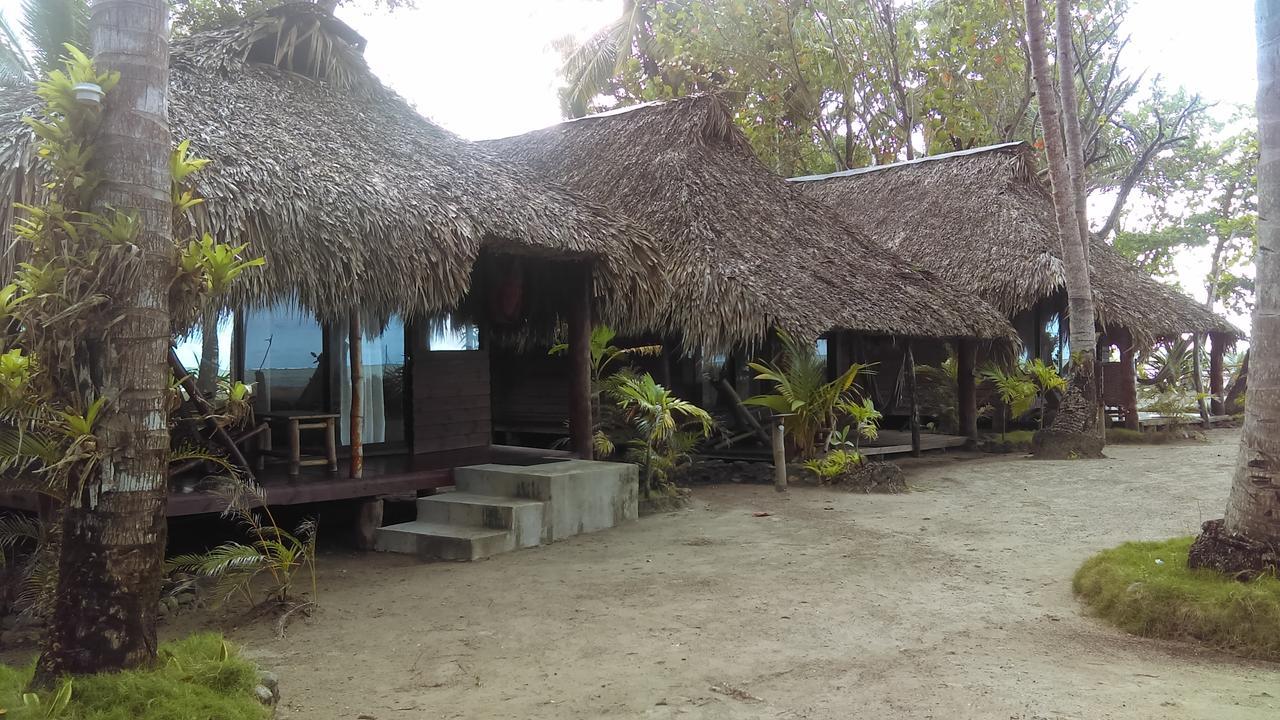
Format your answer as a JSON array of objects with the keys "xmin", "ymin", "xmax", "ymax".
[
  {"xmin": 1055, "ymin": 0, "xmax": 1090, "ymax": 262},
  {"xmin": 1188, "ymin": 0, "xmax": 1280, "ymax": 573},
  {"xmin": 34, "ymin": 0, "xmax": 172, "ymax": 680},
  {"xmin": 1024, "ymin": 0, "xmax": 1101, "ymax": 458}
]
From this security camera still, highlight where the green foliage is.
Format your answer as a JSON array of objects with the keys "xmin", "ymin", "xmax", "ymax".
[
  {"xmin": 832, "ymin": 396, "xmax": 881, "ymax": 454},
  {"xmin": 0, "ymin": 633, "xmax": 268, "ymax": 719},
  {"xmin": 744, "ymin": 331, "xmax": 874, "ymax": 459},
  {"xmin": 979, "ymin": 364, "xmax": 1036, "ymax": 438},
  {"xmin": 1074, "ymin": 538, "xmax": 1280, "ymax": 661},
  {"xmin": 802, "ymin": 448, "xmax": 862, "ymax": 483},
  {"xmin": 609, "ymin": 372, "xmax": 711, "ymax": 496},
  {"xmin": 0, "ymin": 50, "xmax": 263, "ymax": 506},
  {"xmin": 167, "ymin": 485, "xmax": 316, "ymax": 607}
]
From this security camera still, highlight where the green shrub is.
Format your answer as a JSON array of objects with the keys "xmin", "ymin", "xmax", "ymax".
[
  {"xmin": 1105, "ymin": 428, "xmax": 1198, "ymax": 445},
  {"xmin": 0, "ymin": 633, "xmax": 268, "ymax": 720},
  {"xmin": 1074, "ymin": 537, "xmax": 1280, "ymax": 661}
]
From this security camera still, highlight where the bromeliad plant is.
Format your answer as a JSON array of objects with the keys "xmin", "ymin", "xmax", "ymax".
[
  {"xmin": 1024, "ymin": 358, "xmax": 1067, "ymax": 429},
  {"xmin": 743, "ymin": 331, "xmax": 875, "ymax": 459},
  {"xmin": 610, "ymin": 372, "xmax": 712, "ymax": 496}
]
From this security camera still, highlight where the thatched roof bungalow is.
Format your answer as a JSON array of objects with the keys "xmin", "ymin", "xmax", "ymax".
[
  {"xmin": 481, "ymin": 95, "xmax": 1015, "ymax": 353},
  {"xmin": 0, "ymin": 4, "xmax": 668, "ymax": 512},
  {"xmin": 0, "ymin": 3, "xmax": 664, "ymax": 329},
  {"xmin": 791, "ymin": 141, "xmax": 1242, "ymax": 429},
  {"xmin": 790, "ymin": 142, "xmax": 1238, "ymax": 343}
]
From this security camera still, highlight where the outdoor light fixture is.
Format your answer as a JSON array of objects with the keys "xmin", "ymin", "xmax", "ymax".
[{"xmin": 72, "ymin": 82, "xmax": 104, "ymax": 106}]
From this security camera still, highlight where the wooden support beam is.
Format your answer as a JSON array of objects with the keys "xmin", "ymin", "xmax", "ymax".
[
  {"xmin": 956, "ymin": 338, "xmax": 978, "ymax": 443},
  {"xmin": 568, "ymin": 262, "xmax": 594, "ymax": 458},
  {"xmin": 905, "ymin": 341, "xmax": 921, "ymax": 457},
  {"xmin": 353, "ymin": 497, "xmax": 382, "ymax": 551},
  {"xmin": 167, "ymin": 347, "xmax": 255, "ymax": 481},
  {"xmin": 1117, "ymin": 330, "xmax": 1140, "ymax": 431},
  {"xmin": 349, "ymin": 311, "xmax": 364, "ymax": 480},
  {"xmin": 1191, "ymin": 333, "xmax": 1210, "ymax": 428},
  {"xmin": 1209, "ymin": 332, "xmax": 1226, "ymax": 415}
]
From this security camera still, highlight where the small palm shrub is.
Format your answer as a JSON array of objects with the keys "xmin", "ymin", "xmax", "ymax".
[
  {"xmin": 609, "ymin": 372, "xmax": 712, "ymax": 496},
  {"xmin": 168, "ymin": 485, "xmax": 316, "ymax": 608},
  {"xmin": 744, "ymin": 331, "xmax": 874, "ymax": 459},
  {"xmin": 980, "ymin": 364, "xmax": 1037, "ymax": 439},
  {"xmin": 802, "ymin": 449, "xmax": 861, "ymax": 483}
]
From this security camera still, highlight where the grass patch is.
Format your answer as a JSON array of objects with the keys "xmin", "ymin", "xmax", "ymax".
[
  {"xmin": 1074, "ymin": 537, "xmax": 1280, "ymax": 661},
  {"xmin": 0, "ymin": 633, "xmax": 268, "ymax": 720}
]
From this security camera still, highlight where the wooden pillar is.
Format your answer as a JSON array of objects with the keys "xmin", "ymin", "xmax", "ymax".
[
  {"xmin": 905, "ymin": 341, "xmax": 921, "ymax": 457},
  {"xmin": 353, "ymin": 497, "xmax": 382, "ymax": 550},
  {"xmin": 348, "ymin": 311, "xmax": 363, "ymax": 479},
  {"xmin": 1192, "ymin": 333, "xmax": 1210, "ymax": 427},
  {"xmin": 1209, "ymin": 332, "xmax": 1226, "ymax": 415},
  {"xmin": 956, "ymin": 337, "xmax": 978, "ymax": 443},
  {"xmin": 568, "ymin": 263, "xmax": 594, "ymax": 458},
  {"xmin": 1117, "ymin": 330, "xmax": 1139, "ymax": 431}
]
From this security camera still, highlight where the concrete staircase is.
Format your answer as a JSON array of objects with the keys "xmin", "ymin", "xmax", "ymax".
[{"xmin": 374, "ymin": 460, "xmax": 638, "ymax": 561}]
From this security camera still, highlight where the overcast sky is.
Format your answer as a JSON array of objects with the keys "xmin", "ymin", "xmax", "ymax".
[{"xmin": 335, "ymin": 0, "xmax": 1257, "ymax": 140}]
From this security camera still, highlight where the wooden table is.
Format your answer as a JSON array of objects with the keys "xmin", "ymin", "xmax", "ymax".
[{"xmin": 259, "ymin": 412, "xmax": 339, "ymax": 476}]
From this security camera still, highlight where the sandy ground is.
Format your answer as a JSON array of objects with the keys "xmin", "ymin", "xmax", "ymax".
[{"xmin": 217, "ymin": 429, "xmax": 1279, "ymax": 719}]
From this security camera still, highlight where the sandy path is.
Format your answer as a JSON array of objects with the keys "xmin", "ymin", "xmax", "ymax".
[{"xmin": 231, "ymin": 429, "xmax": 1279, "ymax": 719}]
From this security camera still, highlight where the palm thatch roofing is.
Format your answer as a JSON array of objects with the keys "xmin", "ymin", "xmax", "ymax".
[
  {"xmin": 0, "ymin": 3, "xmax": 664, "ymax": 327},
  {"xmin": 790, "ymin": 142, "xmax": 1240, "ymax": 343},
  {"xmin": 481, "ymin": 94, "xmax": 1015, "ymax": 351}
]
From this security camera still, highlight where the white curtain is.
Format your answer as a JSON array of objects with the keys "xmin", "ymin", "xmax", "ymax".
[{"xmin": 338, "ymin": 319, "xmax": 388, "ymax": 445}]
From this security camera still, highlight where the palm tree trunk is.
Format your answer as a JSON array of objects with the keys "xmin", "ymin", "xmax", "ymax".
[
  {"xmin": 35, "ymin": 0, "xmax": 172, "ymax": 680},
  {"xmin": 1055, "ymin": 0, "xmax": 1090, "ymax": 260},
  {"xmin": 1188, "ymin": 0, "xmax": 1280, "ymax": 573},
  {"xmin": 1024, "ymin": 0, "xmax": 1101, "ymax": 458}
]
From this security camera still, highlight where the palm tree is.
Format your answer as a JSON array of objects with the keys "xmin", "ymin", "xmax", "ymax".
[
  {"xmin": 34, "ymin": 0, "xmax": 173, "ymax": 680},
  {"xmin": 556, "ymin": 0, "xmax": 662, "ymax": 118},
  {"xmin": 0, "ymin": 0, "xmax": 89, "ymax": 84},
  {"xmin": 1023, "ymin": 0, "xmax": 1101, "ymax": 458},
  {"xmin": 1188, "ymin": 0, "xmax": 1280, "ymax": 573}
]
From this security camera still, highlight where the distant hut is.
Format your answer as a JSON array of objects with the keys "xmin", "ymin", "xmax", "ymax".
[
  {"xmin": 482, "ymin": 95, "xmax": 1016, "ymax": 453},
  {"xmin": 791, "ymin": 141, "xmax": 1242, "ymax": 432},
  {"xmin": 0, "ymin": 4, "xmax": 665, "ymax": 516}
]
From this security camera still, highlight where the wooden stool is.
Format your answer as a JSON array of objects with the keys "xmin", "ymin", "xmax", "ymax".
[{"xmin": 259, "ymin": 412, "xmax": 339, "ymax": 476}]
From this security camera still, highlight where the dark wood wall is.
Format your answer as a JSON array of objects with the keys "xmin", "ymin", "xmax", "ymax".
[{"xmin": 412, "ymin": 350, "xmax": 491, "ymax": 453}]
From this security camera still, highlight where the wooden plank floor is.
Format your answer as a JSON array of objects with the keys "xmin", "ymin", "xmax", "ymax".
[{"xmin": 861, "ymin": 430, "xmax": 969, "ymax": 457}]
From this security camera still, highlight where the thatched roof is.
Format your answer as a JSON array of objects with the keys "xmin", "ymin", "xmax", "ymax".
[
  {"xmin": 791, "ymin": 142, "xmax": 1240, "ymax": 342},
  {"xmin": 0, "ymin": 4, "xmax": 664, "ymax": 326},
  {"xmin": 481, "ymin": 95, "xmax": 1015, "ymax": 351}
]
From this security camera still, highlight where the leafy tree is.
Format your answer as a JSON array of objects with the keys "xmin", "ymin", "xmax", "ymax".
[
  {"xmin": 559, "ymin": 0, "xmax": 1209, "ymax": 231},
  {"xmin": 1116, "ymin": 117, "xmax": 1258, "ymax": 313}
]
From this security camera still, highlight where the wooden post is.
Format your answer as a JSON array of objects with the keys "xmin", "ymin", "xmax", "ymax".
[
  {"xmin": 349, "ymin": 311, "xmax": 363, "ymax": 480},
  {"xmin": 772, "ymin": 416, "xmax": 787, "ymax": 492},
  {"xmin": 568, "ymin": 262, "xmax": 594, "ymax": 458},
  {"xmin": 956, "ymin": 337, "xmax": 978, "ymax": 443},
  {"xmin": 1209, "ymin": 332, "xmax": 1226, "ymax": 415},
  {"xmin": 1192, "ymin": 332, "xmax": 1210, "ymax": 428},
  {"xmin": 905, "ymin": 341, "xmax": 921, "ymax": 457},
  {"xmin": 354, "ymin": 497, "xmax": 382, "ymax": 551},
  {"xmin": 1119, "ymin": 338, "xmax": 1140, "ymax": 431}
]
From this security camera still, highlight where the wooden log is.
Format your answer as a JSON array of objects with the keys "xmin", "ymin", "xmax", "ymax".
[
  {"xmin": 353, "ymin": 497, "xmax": 383, "ymax": 551},
  {"xmin": 717, "ymin": 378, "xmax": 770, "ymax": 445},
  {"xmin": 349, "ymin": 311, "xmax": 364, "ymax": 479},
  {"xmin": 956, "ymin": 337, "xmax": 978, "ymax": 443},
  {"xmin": 1209, "ymin": 332, "xmax": 1226, "ymax": 415},
  {"xmin": 167, "ymin": 347, "xmax": 255, "ymax": 481},
  {"xmin": 772, "ymin": 416, "xmax": 787, "ymax": 492},
  {"xmin": 568, "ymin": 263, "xmax": 594, "ymax": 458},
  {"xmin": 905, "ymin": 342, "xmax": 921, "ymax": 457}
]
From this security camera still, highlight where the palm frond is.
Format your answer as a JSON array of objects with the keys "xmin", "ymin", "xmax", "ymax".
[{"xmin": 20, "ymin": 0, "xmax": 88, "ymax": 73}]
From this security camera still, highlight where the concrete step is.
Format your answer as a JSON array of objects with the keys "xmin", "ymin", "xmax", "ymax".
[
  {"xmin": 374, "ymin": 521, "xmax": 513, "ymax": 561},
  {"xmin": 416, "ymin": 493, "xmax": 544, "ymax": 547}
]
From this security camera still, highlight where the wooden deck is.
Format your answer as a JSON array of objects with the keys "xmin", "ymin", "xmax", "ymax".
[{"xmin": 0, "ymin": 444, "xmax": 576, "ymax": 518}]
